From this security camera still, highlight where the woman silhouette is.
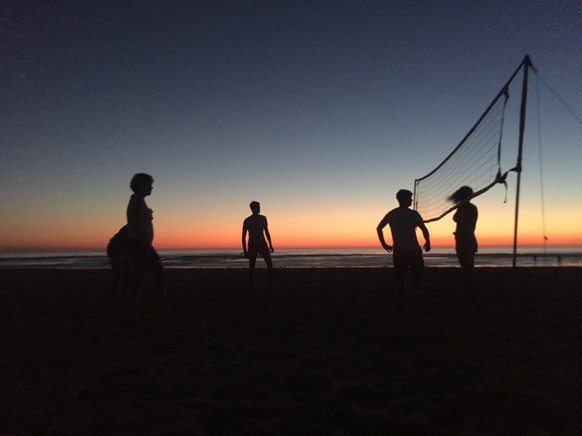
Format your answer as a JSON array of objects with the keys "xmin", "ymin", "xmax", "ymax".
[
  {"xmin": 448, "ymin": 186, "xmax": 478, "ymax": 285},
  {"xmin": 126, "ymin": 173, "xmax": 166, "ymax": 318}
]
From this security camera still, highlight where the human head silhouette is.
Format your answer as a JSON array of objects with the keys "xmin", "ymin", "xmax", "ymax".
[
  {"xmin": 396, "ymin": 189, "xmax": 413, "ymax": 207},
  {"xmin": 130, "ymin": 173, "xmax": 154, "ymax": 196},
  {"xmin": 250, "ymin": 201, "xmax": 260, "ymax": 214},
  {"xmin": 448, "ymin": 186, "xmax": 473, "ymax": 204}
]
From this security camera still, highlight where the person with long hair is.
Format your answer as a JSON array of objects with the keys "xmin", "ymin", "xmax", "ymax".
[{"xmin": 448, "ymin": 186, "xmax": 478, "ymax": 285}]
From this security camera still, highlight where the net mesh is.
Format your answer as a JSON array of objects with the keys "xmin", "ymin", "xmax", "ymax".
[{"xmin": 414, "ymin": 88, "xmax": 509, "ymax": 222}]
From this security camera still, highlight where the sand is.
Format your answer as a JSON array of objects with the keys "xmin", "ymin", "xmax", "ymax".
[{"xmin": 1, "ymin": 267, "xmax": 581, "ymax": 434}]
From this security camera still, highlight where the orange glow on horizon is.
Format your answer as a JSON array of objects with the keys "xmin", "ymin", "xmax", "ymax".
[
  {"xmin": 2, "ymin": 231, "xmax": 579, "ymax": 252},
  {"xmin": 1, "ymin": 206, "xmax": 580, "ymax": 251}
]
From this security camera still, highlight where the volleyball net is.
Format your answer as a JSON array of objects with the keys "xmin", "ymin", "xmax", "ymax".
[{"xmin": 413, "ymin": 58, "xmax": 531, "ymax": 223}]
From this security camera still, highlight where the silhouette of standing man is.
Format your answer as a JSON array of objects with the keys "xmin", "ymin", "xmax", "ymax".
[
  {"xmin": 377, "ymin": 189, "xmax": 431, "ymax": 299},
  {"xmin": 242, "ymin": 201, "xmax": 274, "ymax": 289}
]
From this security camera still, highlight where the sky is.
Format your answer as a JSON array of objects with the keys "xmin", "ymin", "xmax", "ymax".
[{"xmin": 1, "ymin": 0, "xmax": 581, "ymax": 251}]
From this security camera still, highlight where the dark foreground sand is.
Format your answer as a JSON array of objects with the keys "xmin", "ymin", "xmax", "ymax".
[{"xmin": 1, "ymin": 267, "xmax": 581, "ymax": 435}]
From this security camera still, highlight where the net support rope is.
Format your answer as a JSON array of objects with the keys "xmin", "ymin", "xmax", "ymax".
[{"xmin": 535, "ymin": 71, "xmax": 548, "ymax": 252}]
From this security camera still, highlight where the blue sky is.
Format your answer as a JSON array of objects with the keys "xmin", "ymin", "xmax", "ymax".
[{"xmin": 1, "ymin": 0, "xmax": 581, "ymax": 249}]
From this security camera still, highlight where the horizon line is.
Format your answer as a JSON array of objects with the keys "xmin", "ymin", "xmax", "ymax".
[{"xmin": 1, "ymin": 243, "xmax": 581, "ymax": 253}]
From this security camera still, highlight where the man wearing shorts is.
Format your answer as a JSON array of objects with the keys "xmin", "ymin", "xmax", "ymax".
[
  {"xmin": 377, "ymin": 189, "xmax": 431, "ymax": 298},
  {"xmin": 242, "ymin": 201, "xmax": 274, "ymax": 289}
]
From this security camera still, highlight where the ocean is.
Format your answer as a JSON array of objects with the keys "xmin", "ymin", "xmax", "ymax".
[{"xmin": 0, "ymin": 246, "xmax": 581, "ymax": 269}]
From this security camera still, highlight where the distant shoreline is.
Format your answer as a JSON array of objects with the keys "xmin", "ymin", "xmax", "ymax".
[
  {"xmin": 2, "ymin": 246, "xmax": 581, "ymax": 269},
  {"xmin": 1, "ymin": 246, "xmax": 581, "ymax": 269},
  {"xmin": 1, "ymin": 244, "xmax": 580, "ymax": 253}
]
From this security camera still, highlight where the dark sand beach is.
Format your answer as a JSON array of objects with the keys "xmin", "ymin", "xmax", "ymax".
[{"xmin": 1, "ymin": 267, "xmax": 581, "ymax": 434}]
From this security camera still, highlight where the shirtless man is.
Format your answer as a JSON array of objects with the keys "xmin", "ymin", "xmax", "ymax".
[
  {"xmin": 377, "ymin": 189, "xmax": 431, "ymax": 299},
  {"xmin": 242, "ymin": 201, "xmax": 274, "ymax": 289}
]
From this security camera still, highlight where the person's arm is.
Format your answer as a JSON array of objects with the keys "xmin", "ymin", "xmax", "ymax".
[
  {"xmin": 376, "ymin": 216, "xmax": 392, "ymax": 252},
  {"xmin": 242, "ymin": 223, "xmax": 248, "ymax": 257},
  {"xmin": 471, "ymin": 204, "xmax": 478, "ymax": 230},
  {"xmin": 264, "ymin": 224, "xmax": 274, "ymax": 253},
  {"xmin": 419, "ymin": 222, "xmax": 431, "ymax": 252}
]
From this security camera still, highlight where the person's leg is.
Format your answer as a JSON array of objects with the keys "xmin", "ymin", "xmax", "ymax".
[
  {"xmin": 409, "ymin": 262, "xmax": 423, "ymax": 302},
  {"xmin": 259, "ymin": 243, "xmax": 273, "ymax": 287},
  {"xmin": 145, "ymin": 248, "xmax": 166, "ymax": 318},
  {"xmin": 456, "ymin": 250, "xmax": 475, "ymax": 288},
  {"xmin": 119, "ymin": 257, "xmax": 130, "ymax": 296},
  {"xmin": 126, "ymin": 240, "xmax": 147, "ymax": 317},
  {"xmin": 107, "ymin": 244, "xmax": 124, "ymax": 300},
  {"xmin": 392, "ymin": 248, "xmax": 407, "ymax": 300},
  {"xmin": 107, "ymin": 257, "xmax": 122, "ymax": 314},
  {"xmin": 248, "ymin": 243, "xmax": 259, "ymax": 289},
  {"xmin": 110, "ymin": 260, "xmax": 121, "ymax": 296},
  {"xmin": 127, "ymin": 261, "xmax": 145, "ymax": 318},
  {"xmin": 392, "ymin": 248, "xmax": 423, "ymax": 303}
]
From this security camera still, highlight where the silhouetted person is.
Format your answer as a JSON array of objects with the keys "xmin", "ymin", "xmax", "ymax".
[
  {"xmin": 377, "ymin": 189, "xmax": 431, "ymax": 300},
  {"xmin": 242, "ymin": 201, "xmax": 274, "ymax": 289},
  {"xmin": 448, "ymin": 186, "xmax": 478, "ymax": 286},
  {"xmin": 106, "ymin": 225, "xmax": 129, "ymax": 297},
  {"xmin": 126, "ymin": 173, "xmax": 166, "ymax": 319}
]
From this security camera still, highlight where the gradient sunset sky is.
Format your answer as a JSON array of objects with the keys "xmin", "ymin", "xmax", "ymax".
[{"xmin": 1, "ymin": 0, "xmax": 581, "ymax": 251}]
